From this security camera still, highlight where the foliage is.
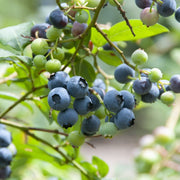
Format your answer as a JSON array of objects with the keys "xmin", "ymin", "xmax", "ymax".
[{"xmin": 0, "ymin": 0, "xmax": 180, "ymax": 179}]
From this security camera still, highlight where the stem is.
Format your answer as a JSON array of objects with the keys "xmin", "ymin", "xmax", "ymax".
[
  {"xmin": 61, "ymin": 0, "xmax": 106, "ymax": 71},
  {"xmin": 166, "ymin": 95, "xmax": 180, "ymax": 130},
  {"xmin": 0, "ymin": 85, "xmax": 47, "ymax": 119},
  {"xmin": 0, "ymin": 118, "xmax": 89, "ymax": 177},
  {"xmin": 113, "ymin": 0, "xmax": 135, "ymax": 37},
  {"xmin": 0, "ymin": 72, "xmax": 17, "ymax": 85},
  {"xmin": 94, "ymin": 23, "xmax": 136, "ymax": 69}
]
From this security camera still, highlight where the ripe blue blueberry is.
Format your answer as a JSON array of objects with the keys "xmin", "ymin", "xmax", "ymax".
[
  {"xmin": 114, "ymin": 64, "xmax": 135, "ymax": 84},
  {"xmin": 0, "ymin": 148, "xmax": 12, "ymax": 167},
  {"xmin": 49, "ymin": 9, "xmax": 68, "ymax": 29},
  {"xmin": 48, "ymin": 87, "xmax": 71, "ymax": 111},
  {"xmin": 103, "ymin": 90, "xmax": 124, "ymax": 113},
  {"xmin": 93, "ymin": 78, "xmax": 106, "ymax": 90},
  {"xmin": 120, "ymin": 90, "xmax": 135, "ymax": 109},
  {"xmin": 0, "ymin": 129, "xmax": 12, "ymax": 147},
  {"xmin": 135, "ymin": 0, "xmax": 152, "ymax": 9},
  {"xmin": 48, "ymin": 71, "xmax": 70, "ymax": 90},
  {"xmin": 114, "ymin": 108, "xmax": 135, "ymax": 130},
  {"xmin": 169, "ymin": 74, "xmax": 180, "ymax": 93},
  {"xmin": 30, "ymin": 23, "xmax": 50, "ymax": 39},
  {"xmin": 141, "ymin": 83, "xmax": 160, "ymax": 103},
  {"xmin": 133, "ymin": 77, "xmax": 152, "ymax": 95},
  {"xmin": 57, "ymin": 108, "xmax": 78, "ymax": 129},
  {"xmin": 81, "ymin": 115, "xmax": 100, "ymax": 136},
  {"xmin": 157, "ymin": 0, "xmax": 176, "ymax": 17},
  {"xmin": 0, "ymin": 166, "xmax": 11, "ymax": 179},
  {"xmin": 73, "ymin": 96, "xmax": 93, "ymax": 115},
  {"xmin": 88, "ymin": 87, "xmax": 104, "ymax": 111},
  {"xmin": 67, "ymin": 76, "xmax": 88, "ymax": 98},
  {"xmin": 175, "ymin": 7, "xmax": 180, "ymax": 22}
]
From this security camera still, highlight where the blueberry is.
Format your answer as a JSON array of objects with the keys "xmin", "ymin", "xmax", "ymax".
[
  {"xmin": 175, "ymin": 7, "xmax": 180, "ymax": 22},
  {"xmin": 93, "ymin": 78, "xmax": 106, "ymax": 90},
  {"xmin": 67, "ymin": 76, "xmax": 88, "ymax": 98},
  {"xmin": 135, "ymin": 0, "xmax": 152, "ymax": 9},
  {"xmin": 30, "ymin": 23, "xmax": 50, "ymax": 39},
  {"xmin": 120, "ymin": 90, "xmax": 135, "ymax": 109},
  {"xmin": 133, "ymin": 77, "xmax": 152, "ymax": 95},
  {"xmin": 114, "ymin": 64, "xmax": 135, "ymax": 84},
  {"xmin": 141, "ymin": 83, "xmax": 160, "ymax": 103},
  {"xmin": 0, "ymin": 166, "xmax": 11, "ymax": 178},
  {"xmin": 88, "ymin": 87, "xmax": 104, "ymax": 111},
  {"xmin": 0, "ymin": 129, "xmax": 12, "ymax": 147},
  {"xmin": 114, "ymin": 108, "xmax": 135, "ymax": 130},
  {"xmin": 169, "ymin": 74, "xmax": 180, "ymax": 93},
  {"xmin": 48, "ymin": 71, "xmax": 70, "ymax": 90},
  {"xmin": 0, "ymin": 148, "xmax": 12, "ymax": 167},
  {"xmin": 81, "ymin": 115, "xmax": 100, "ymax": 136},
  {"xmin": 49, "ymin": 9, "xmax": 68, "ymax": 29},
  {"xmin": 73, "ymin": 96, "xmax": 93, "ymax": 115},
  {"xmin": 104, "ymin": 90, "xmax": 124, "ymax": 113},
  {"xmin": 71, "ymin": 21, "xmax": 88, "ymax": 37},
  {"xmin": 48, "ymin": 87, "xmax": 71, "ymax": 111},
  {"xmin": 157, "ymin": 0, "xmax": 176, "ymax": 17},
  {"xmin": 57, "ymin": 108, "xmax": 78, "ymax": 129},
  {"xmin": 102, "ymin": 42, "xmax": 118, "ymax": 51}
]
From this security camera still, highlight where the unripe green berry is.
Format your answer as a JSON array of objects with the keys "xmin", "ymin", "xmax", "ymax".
[
  {"xmin": 45, "ymin": 59, "xmax": 61, "ymax": 73},
  {"xmin": 23, "ymin": 44, "xmax": 33, "ymax": 58},
  {"xmin": 139, "ymin": 134, "xmax": 155, "ymax": 148},
  {"xmin": 75, "ymin": 10, "xmax": 89, "ymax": 23},
  {"xmin": 131, "ymin": 49, "xmax": 148, "ymax": 65},
  {"xmin": 99, "ymin": 122, "xmax": 118, "ymax": 138},
  {"xmin": 67, "ymin": 131, "xmax": 85, "ymax": 147},
  {"xmin": 95, "ymin": 106, "xmax": 106, "ymax": 119},
  {"xmin": 52, "ymin": 48, "xmax": 64, "ymax": 61},
  {"xmin": 31, "ymin": 38, "xmax": 49, "ymax": 55},
  {"xmin": 154, "ymin": 126, "xmax": 175, "ymax": 145},
  {"xmin": 140, "ymin": 149, "xmax": 160, "ymax": 165},
  {"xmin": 46, "ymin": 26, "xmax": 62, "ymax": 41},
  {"xmin": 148, "ymin": 68, "xmax": 162, "ymax": 82},
  {"xmin": 33, "ymin": 55, "xmax": 47, "ymax": 68},
  {"xmin": 160, "ymin": 91, "xmax": 175, "ymax": 105}
]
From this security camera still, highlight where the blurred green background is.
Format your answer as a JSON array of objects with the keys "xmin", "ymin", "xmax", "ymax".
[{"xmin": 0, "ymin": 0, "xmax": 180, "ymax": 179}]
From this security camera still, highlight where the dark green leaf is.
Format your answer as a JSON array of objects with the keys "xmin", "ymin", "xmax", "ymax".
[
  {"xmin": 0, "ymin": 22, "xmax": 34, "ymax": 51},
  {"xmin": 74, "ymin": 59, "xmax": 96, "ymax": 83},
  {"xmin": 108, "ymin": 19, "xmax": 169, "ymax": 41},
  {"xmin": 98, "ymin": 49, "xmax": 122, "ymax": 66},
  {"xmin": 92, "ymin": 156, "xmax": 109, "ymax": 178}
]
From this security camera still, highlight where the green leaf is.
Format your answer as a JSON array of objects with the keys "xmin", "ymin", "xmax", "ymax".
[
  {"xmin": 98, "ymin": 49, "xmax": 122, "ymax": 66},
  {"xmin": 74, "ymin": 59, "xmax": 96, "ymax": 83},
  {"xmin": 91, "ymin": 28, "xmax": 108, "ymax": 47},
  {"xmin": 92, "ymin": 156, "xmax": 109, "ymax": 178},
  {"xmin": 0, "ymin": 22, "xmax": 34, "ymax": 51},
  {"xmin": 0, "ymin": 92, "xmax": 33, "ymax": 113},
  {"xmin": 108, "ymin": 19, "xmax": 169, "ymax": 41}
]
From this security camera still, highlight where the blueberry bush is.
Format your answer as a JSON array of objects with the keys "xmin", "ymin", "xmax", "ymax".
[{"xmin": 0, "ymin": 0, "xmax": 180, "ymax": 179}]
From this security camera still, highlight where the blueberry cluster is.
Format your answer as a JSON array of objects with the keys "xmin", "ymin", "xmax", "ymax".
[
  {"xmin": 48, "ymin": 71, "xmax": 103, "ymax": 137},
  {"xmin": 28, "ymin": 7, "xmax": 88, "ymax": 74},
  {"xmin": 114, "ymin": 49, "xmax": 180, "ymax": 106},
  {"xmin": 0, "ymin": 124, "xmax": 16, "ymax": 179},
  {"xmin": 135, "ymin": 0, "xmax": 180, "ymax": 26}
]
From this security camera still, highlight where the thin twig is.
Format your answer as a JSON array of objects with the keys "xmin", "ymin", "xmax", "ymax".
[{"xmin": 113, "ymin": 0, "xmax": 135, "ymax": 37}]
